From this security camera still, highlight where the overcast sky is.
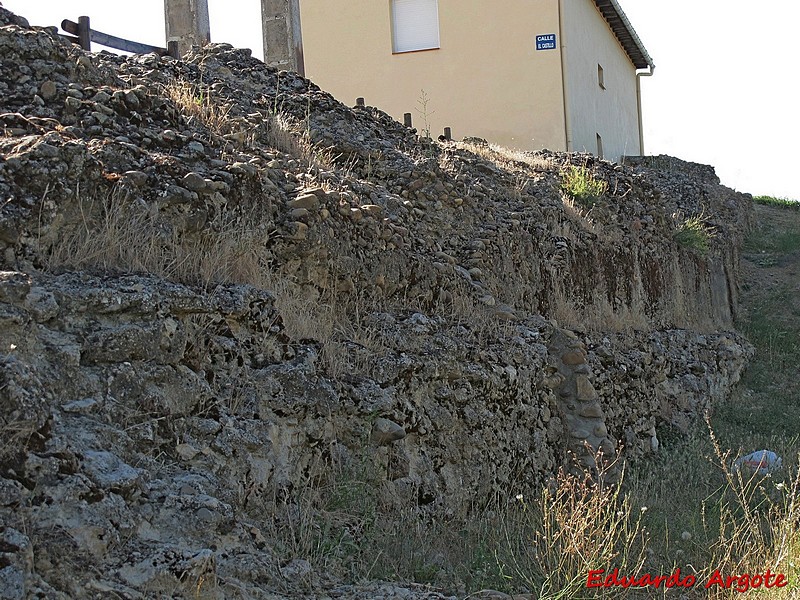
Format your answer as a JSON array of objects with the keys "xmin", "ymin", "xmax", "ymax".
[{"xmin": 5, "ymin": 0, "xmax": 799, "ymax": 199}]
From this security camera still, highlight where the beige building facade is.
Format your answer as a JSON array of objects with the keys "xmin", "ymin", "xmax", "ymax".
[{"xmin": 297, "ymin": 0, "xmax": 654, "ymax": 162}]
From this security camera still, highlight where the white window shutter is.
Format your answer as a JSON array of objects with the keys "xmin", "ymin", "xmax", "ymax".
[{"xmin": 392, "ymin": 0, "xmax": 440, "ymax": 53}]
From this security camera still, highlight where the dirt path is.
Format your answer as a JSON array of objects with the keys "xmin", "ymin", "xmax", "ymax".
[{"xmin": 714, "ymin": 203, "xmax": 800, "ymax": 449}]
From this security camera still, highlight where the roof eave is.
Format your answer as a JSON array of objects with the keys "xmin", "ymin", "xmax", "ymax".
[{"xmin": 594, "ymin": 0, "xmax": 655, "ymax": 70}]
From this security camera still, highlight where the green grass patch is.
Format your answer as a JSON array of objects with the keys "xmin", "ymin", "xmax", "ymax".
[
  {"xmin": 731, "ymin": 284, "xmax": 800, "ymax": 439},
  {"xmin": 561, "ymin": 165, "xmax": 608, "ymax": 206},
  {"xmin": 744, "ymin": 230, "xmax": 800, "ymax": 255},
  {"xmin": 627, "ymin": 421, "xmax": 800, "ymax": 600},
  {"xmin": 753, "ymin": 195, "xmax": 800, "ymax": 210},
  {"xmin": 740, "ymin": 290, "xmax": 800, "ymax": 360},
  {"xmin": 743, "ymin": 203, "xmax": 800, "ymax": 255},
  {"xmin": 674, "ymin": 214, "xmax": 715, "ymax": 254}
]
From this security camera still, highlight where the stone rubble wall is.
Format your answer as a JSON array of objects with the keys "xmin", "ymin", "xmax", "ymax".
[
  {"xmin": 0, "ymin": 8, "xmax": 754, "ymax": 598},
  {"xmin": 0, "ymin": 270, "xmax": 751, "ymax": 597},
  {"xmin": 0, "ymin": 14, "xmax": 752, "ymax": 335}
]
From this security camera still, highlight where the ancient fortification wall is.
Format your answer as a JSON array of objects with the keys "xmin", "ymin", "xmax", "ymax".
[{"xmin": 0, "ymin": 8, "xmax": 752, "ymax": 597}]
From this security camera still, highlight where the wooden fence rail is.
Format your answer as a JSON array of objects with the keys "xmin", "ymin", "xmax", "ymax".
[{"xmin": 61, "ymin": 16, "xmax": 180, "ymax": 59}]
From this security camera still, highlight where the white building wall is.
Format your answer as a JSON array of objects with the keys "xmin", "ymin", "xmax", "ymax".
[
  {"xmin": 299, "ymin": 0, "xmax": 567, "ymax": 152},
  {"xmin": 561, "ymin": 0, "xmax": 642, "ymax": 161}
]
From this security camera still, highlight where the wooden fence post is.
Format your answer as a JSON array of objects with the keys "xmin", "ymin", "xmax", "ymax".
[
  {"xmin": 443, "ymin": 127, "xmax": 452, "ymax": 141},
  {"xmin": 356, "ymin": 97, "xmax": 365, "ymax": 108},
  {"xmin": 404, "ymin": 113, "xmax": 413, "ymax": 127},
  {"xmin": 62, "ymin": 17, "xmax": 179, "ymax": 57},
  {"xmin": 78, "ymin": 16, "xmax": 91, "ymax": 51}
]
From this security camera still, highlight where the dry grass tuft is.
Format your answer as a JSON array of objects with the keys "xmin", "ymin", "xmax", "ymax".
[
  {"xmin": 699, "ymin": 422, "xmax": 800, "ymax": 598},
  {"xmin": 461, "ymin": 140, "xmax": 554, "ymax": 172},
  {"xmin": 40, "ymin": 183, "xmax": 383, "ymax": 379},
  {"xmin": 165, "ymin": 79, "xmax": 235, "ymax": 136},
  {"xmin": 550, "ymin": 281, "xmax": 650, "ymax": 334},
  {"xmin": 165, "ymin": 79, "xmax": 324, "ymax": 165},
  {"xmin": 43, "ymin": 187, "xmax": 271, "ymax": 290},
  {"xmin": 270, "ymin": 282, "xmax": 389, "ymax": 378},
  {"xmin": 0, "ymin": 418, "xmax": 39, "ymax": 462},
  {"xmin": 560, "ymin": 194, "xmax": 602, "ymax": 235},
  {"xmin": 497, "ymin": 454, "xmax": 648, "ymax": 599},
  {"xmin": 263, "ymin": 111, "xmax": 320, "ymax": 162}
]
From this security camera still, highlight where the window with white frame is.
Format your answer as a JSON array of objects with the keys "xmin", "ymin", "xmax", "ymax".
[{"xmin": 391, "ymin": 0, "xmax": 440, "ymax": 53}]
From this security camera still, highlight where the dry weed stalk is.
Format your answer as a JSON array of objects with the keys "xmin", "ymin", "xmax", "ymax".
[
  {"xmin": 165, "ymin": 78, "xmax": 327, "ymax": 167},
  {"xmin": 497, "ymin": 451, "xmax": 648, "ymax": 599},
  {"xmin": 461, "ymin": 140, "xmax": 554, "ymax": 172},
  {"xmin": 549, "ymin": 279, "xmax": 649, "ymax": 333},
  {"xmin": 698, "ymin": 418, "xmax": 800, "ymax": 598},
  {"xmin": 0, "ymin": 419, "xmax": 39, "ymax": 462},
  {"xmin": 560, "ymin": 194, "xmax": 601, "ymax": 236},
  {"xmin": 164, "ymin": 79, "xmax": 234, "ymax": 136}
]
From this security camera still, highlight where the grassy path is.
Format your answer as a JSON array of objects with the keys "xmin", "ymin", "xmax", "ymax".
[
  {"xmin": 717, "ymin": 203, "xmax": 800, "ymax": 445},
  {"xmin": 625, "ymin": 201, "xmax": 800, "ymax": 598}
]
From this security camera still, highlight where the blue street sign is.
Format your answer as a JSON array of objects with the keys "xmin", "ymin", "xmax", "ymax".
[{"xmin": 536, "ymin": 34, "xmax": 557, "ymax": 51}]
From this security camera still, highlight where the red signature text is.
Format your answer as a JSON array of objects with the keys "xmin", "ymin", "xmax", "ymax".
[{"xmin": 586, "ymin": 568, "xmax": 788, "ymax": 592}]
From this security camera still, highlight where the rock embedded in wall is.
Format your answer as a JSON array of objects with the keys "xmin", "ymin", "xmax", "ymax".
[{"xmin": 547, "ymin": 329, "xmax": 617, "ymax": 476}]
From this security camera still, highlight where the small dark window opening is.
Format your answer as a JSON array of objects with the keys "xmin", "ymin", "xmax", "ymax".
[{"xmin": 598, "ymin": 64, "xmax": 605, "ymax": 89}]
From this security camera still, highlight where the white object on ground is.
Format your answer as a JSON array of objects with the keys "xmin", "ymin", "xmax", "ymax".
[{"xmin": 733, "ymin": 450, "xmax": 782, "ymax": 476}]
